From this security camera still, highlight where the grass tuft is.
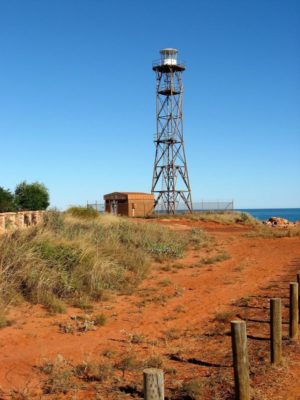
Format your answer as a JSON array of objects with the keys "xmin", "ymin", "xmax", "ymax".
[
  {"xmin": 214, "ymin": 311, "xmax": 235, "ymax": 323},
  {"xmin": 118, "ymin": 354, "xmax": 141, "ymax": 377},
  {"xmin": 41, "ymin": 355, "xmax": 74, "ymax": 394},
  {"xmin": 199, "ymin": 251, "xmax": 230, "ymax": 266},
  {"xmin": 181, "ymin": 378, "xmax": 205, "ymax": 399},
  {"xmin": 94, "ymin": 313, "xmax": 107, "ymax": 326},
  {"xmin": 74, "ymin": 361, "xmax": 114, "ymax": 381},
  {"xmin": 144, "ymin": 355, "xmax": 164, "ymax": 369}
]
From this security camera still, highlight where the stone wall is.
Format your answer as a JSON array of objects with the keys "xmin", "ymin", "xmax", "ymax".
[{"xmin": 0, "ymin": 211, "xmax": 45, "ymax": 233}]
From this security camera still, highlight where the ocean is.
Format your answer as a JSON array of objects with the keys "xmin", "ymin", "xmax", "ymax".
[{"xmin": 237, "ymin": 208, "xmax": 300, "ymax": 222}]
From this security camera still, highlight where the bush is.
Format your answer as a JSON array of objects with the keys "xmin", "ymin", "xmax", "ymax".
[
  {"xmin": 66, "ymin": 206, "xmax": 99, "ymax": 219},
  {"xmin": 15, "ymin": 181, "xmax": 49, "ymax": 211},
  {"xmin": 0, "ymin": 187, "xmax": 15, "ymax": 212},
  {"xmin": 235, "ymin": 212, "xmax": 251, "ymax": 223}
]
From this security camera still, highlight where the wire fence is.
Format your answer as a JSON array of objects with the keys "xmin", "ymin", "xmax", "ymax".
[
  {"xmin": 180, "ymin": 200, "xmax": 234, "ymax": 212},
  {"xmin": 87, "ymin": 201, "xmax": 234, "ymax": 214},
  {"xmin": 87, "ymin": 202, "xmax": 105, "ymax": 212}
]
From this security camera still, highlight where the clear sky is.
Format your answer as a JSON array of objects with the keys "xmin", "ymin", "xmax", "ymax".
[{"xmin": 1, "ymin": 0, "xmax": 299, "ymax": 209}]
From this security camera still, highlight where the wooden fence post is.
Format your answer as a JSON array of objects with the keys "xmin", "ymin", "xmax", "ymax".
[
  {"xmin": 143, "ymin": 368, "xmax": 164, "ymax": 400},
  {"xmin": 289, "ymin": 282, "xmax": 299, "ymax": 340},
  {"xmin": 231, "ymin": 320, "xmax": 250, "ymax": 400},
  {"xmin": 270, "ymin": 298, "xmax": 282, "ymax": 364}
]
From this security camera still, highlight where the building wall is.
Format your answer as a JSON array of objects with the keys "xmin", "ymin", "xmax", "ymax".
[
  {"xmin": 117, "ymin": 202, "xmax": 129, "ymax": 216},
  {"xmin": 105, "ymin": 201, "xmax": 129, "ymax": 216},
  {"xmin": 105, "ymin": 199, "xmax": 153, "ymax": 217},
  {"xmin": 128, "ymin": 199, "xmax": 154, "ymax": 217},
  {"xmin": 0, "ymin": 211, "xmax": 45, "ymax": 234}
]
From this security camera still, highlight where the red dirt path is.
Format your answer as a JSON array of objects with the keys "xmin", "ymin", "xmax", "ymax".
[{"xmin": 0, "ymin": 219, "xmax": 300, "ymax": 399}]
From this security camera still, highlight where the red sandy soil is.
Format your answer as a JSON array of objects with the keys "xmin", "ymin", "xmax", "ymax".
[{"xmin": 0, "ymin": 219, "xmax": 300, "ymax": 399}]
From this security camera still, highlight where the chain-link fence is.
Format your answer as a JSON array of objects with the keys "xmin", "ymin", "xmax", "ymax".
[
  {"xmin": 87, "ymin": 200, "xmax": 234, "ymax": 214},
  {"xmin": 180, "ymin": 200, "xmax": 234, "ymax": 212},
  {"xmin": 87, "ymin": 202, "xmax": 105, "ymax": 212}
]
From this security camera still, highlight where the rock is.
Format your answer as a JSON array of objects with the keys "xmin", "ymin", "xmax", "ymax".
[{"xmin": 268, "ymin": 217, "xmax": 289, "ymax": 226}]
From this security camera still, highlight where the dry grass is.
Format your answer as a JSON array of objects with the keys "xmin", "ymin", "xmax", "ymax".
[
  {"xmin": 41, "ymin": 355, "xmax": 75, "ymax": 394},
  {"xmin": 151, "ymin": 211, "xmax": 258, "ymax": 225},
  {"xmin": 164, "ymin": 327, "xmax": 183, "ymax": 341},
  {"xmin": 94, "ymin": 313, "xmax": 107, "ymax": 326},
  {"xmin": 181, "ymin": 378, "xmax": 206, "ymax": 399},
  {"xmin": 40, "ymin": 355, "xmax": 114, "ymax": 395},
  {"xmin": 144, "ymin": 355, "xmax": 164, "ymax": 369},
  {"xmin": 67, "ymin": 206, "xmax": 99, "ymax": 219},
  {"xmin": 198, "ymin": 251, "xmax": 231, "ymax": 266},
  {"xmin": 0, "ymin": 210, "xmax": 207, "ymax": 314},
  {"xmin": 74, "ymin": 360, "xmax": 114, "ymax": 382},
  {"xmin": 117, "ymin": 354, "xmax": 141, "ymax": 377},
  {"xmin": 214, "ymin": 311, "xmax": 236, "ymax": 323},
  {"xmin": 0, "ymin": 312, "xmax": 14, "ymax": 328},
  {"xmin": 158, "ymin": 277, "xmax": 172, "ymax": 287},
  {"xmin": 246, "ymin": 224, "xmax": 300, "ymax": 238}
]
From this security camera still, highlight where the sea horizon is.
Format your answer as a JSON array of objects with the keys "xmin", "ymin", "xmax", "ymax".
[{"xmin": 236, "ymin": 208, "xmax": 300, "ymax": 222}]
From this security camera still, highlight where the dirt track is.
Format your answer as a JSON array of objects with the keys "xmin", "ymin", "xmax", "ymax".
[{"xmin": 0, "ymin": 219, "xmax": 300, "ymax": 399}]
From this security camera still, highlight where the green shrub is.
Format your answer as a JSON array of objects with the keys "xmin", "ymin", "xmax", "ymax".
[{"xmin": 66, "ymin": 206, "xmax": 99, "ymax": 219}]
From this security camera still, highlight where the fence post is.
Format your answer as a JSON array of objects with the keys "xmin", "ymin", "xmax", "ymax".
[
  {"xmin": 289, "ymin": 282, "xmax": 299, "ymax": 340},
  {"xmin": 143, "ymin": 368, "xmax": 164, "ymax": 400},
  {"xmin": 231, "ymin": 320, "xmax": 250, "ymax": 400},
  {"xmin": 270, "ymin": 298, "xmax": 282, "ymax": 364}
]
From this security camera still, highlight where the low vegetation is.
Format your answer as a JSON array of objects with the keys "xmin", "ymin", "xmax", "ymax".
[
  {"xmin": 198, "ymin": 251, "xmax": 230, "ymax": 266},
  {"xmin": 0, "ymin": 209, "xmax": 207, "ymax": 314},
  {"xmin": 184, "ymin": 211, "xmax": 257, "ymax": 225},
  {"xmin": 66, "ymin": 206, "xmax": 99, "ymax": 219},
  {"xmin": 153, "ymin": 210, "xmax": 300, "ymax": 238},
  {"xmin": 214, "ymin": 310, "xmax": 236, "ymax": 323},
  {"xmin": 246, "ymin": 224, "xmax": 300, "ymax": 238},
  {"xmin": 151, "ymin": 210, "xmax": 258, "ymax": 225},
  {"xmin": 181, "ymin": 378, "xmax": 205, "ymax": 399}
]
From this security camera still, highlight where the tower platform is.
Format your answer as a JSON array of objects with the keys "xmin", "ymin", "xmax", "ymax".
[{"xmin": 152, "ymin": 63, "xmax": 185, "ymax": 73}]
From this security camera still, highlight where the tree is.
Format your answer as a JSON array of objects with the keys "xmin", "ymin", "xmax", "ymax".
[
  {"xmin": 15, "ymin": 181, "xmax": 50, "ymax": 211},
  {"xmin": 0, "ymin": 187, "xmax": 15, "ymax": 212}
]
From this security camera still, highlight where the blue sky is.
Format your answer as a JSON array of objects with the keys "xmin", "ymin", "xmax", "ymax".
[{"xmin": 0, "ymin": 0, "xmax": 299, "ymax": 209}]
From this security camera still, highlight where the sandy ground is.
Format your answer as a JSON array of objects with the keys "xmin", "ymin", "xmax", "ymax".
[{"xmin": 0, "ymin": 219, "xmax": 300, "ymax": 399}]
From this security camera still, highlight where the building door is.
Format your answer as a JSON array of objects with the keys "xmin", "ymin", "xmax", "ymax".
[{"xmin": 110, "ymin": 200, "xmax": 118, "ymax": 215}]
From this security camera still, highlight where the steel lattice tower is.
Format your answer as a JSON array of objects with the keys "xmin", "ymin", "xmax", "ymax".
[{"xmin": 151, "ymin": 48, "xmax": 192, "ymax": 213}]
